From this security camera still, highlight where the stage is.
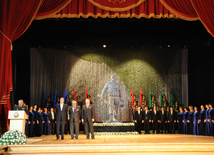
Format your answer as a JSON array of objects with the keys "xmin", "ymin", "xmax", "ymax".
[{"xmin": 3, "ymin": 134, "xmax": 214, "ymax": 155}]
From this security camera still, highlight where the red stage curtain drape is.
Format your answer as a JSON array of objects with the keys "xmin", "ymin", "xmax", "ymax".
[
  {"xmin": 0, "ymin": 0, "xmax": 71, "ymax": 132},
  {"xmin": 191, "ymin": 0, "xmax": 214, "ymax": 37},
  {"xmin": 159, "ymin": 0, "xmax": 198, "ymax": 21},
  {"xmin": 52, "ymin": 0, "xmax": 175, "ymax": 19},
  {"xmin": 0, "ymin": 0, "xmax": 43, "ymax": 130},
  {"xmin": 35, "ymin": 0, "xmax": 72, "ymax": 20}
]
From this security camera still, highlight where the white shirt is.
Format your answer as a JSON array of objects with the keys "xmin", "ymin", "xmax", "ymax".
[
  {"xmin": 146, "ymin": 111, "xmax": 147, "ymax": 114},
  {"xmin": 51, "ymin": 111, "xmax": 54, "ymax": 119},
  {"xmin": 68, "ymin": 113, "xmax": 70, "ymax": 120},
  {"xmin": 154, "ymin": 110, "xmax": 156, "ymax": 115},
  {"xmin": 60, "ymin": 103, "xmax": 63, "ymax": 111},
  {"xmin": 162, "ymin": 111, "xmax": 164, "ymax": 115},
  {"xmin": 138, "ymin": 111, "xmax": 140, "ymax": 115}
]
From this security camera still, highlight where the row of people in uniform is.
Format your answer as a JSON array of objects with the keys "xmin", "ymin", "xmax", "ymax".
[
  {"xmin": 133, "ymin": 103, "xmax": 214, "ymax": 136},
  {"xmin": 16, "ymin": 98, "xmax": 95, "ymax": 139}
]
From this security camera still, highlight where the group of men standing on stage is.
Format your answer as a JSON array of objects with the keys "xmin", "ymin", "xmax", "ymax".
[
  {"xmin": 132, "ymin": 95, "xmax": 214, "ymax": 136},
  {"xmin": 15, "ymin": 96, "xmax": 95, "ymax": 140}
]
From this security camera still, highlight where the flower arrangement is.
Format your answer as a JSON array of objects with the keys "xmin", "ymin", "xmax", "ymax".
[
  {"xmin": 94, "ymin": 132, "xmax": 138, "ymax": 136},
  {"xmin": 93, "ymin": 123, "xmax": 135, "ymax": 127},
  {"xmin": 0, "ymin": 130, "xmax": 27, "ymax": 145}
]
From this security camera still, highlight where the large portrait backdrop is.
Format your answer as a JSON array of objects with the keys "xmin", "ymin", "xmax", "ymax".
[{"xmin": 30, "ymin": 46, "xmax": 185, "ymax": 122}]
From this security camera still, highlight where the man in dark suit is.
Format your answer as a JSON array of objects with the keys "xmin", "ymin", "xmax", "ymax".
[
  {"xmin": 69, "ymin": 100, "xmax": 81, "ymax": 139},
  {"xmin": 49, "ymin": 107, "xmax": 56, "ymax": 135},
  {"xmin": 160, "ymin": 106, "xmax": 167, "ymax": 134},
  {"xmin": 168, "ymin": 106, "xmax": 177, "ymax": 134},
  {"xmin": 134, "ymin": 106, "xmax": 143, "ymax": 134},
  {"xmin": 82, "ymin": 98, "xmax": 95, "ymax": 139},
  {"xmin": 142, "ymin": 106, "xmax": 151, "ymax": 134},
  {"xmin": 56, "ymin": 97, "xmax": 68, "ymax": 140},
  {"xmin": 151, "ymin": 105, "xmax": 159, "ymax": 134}
]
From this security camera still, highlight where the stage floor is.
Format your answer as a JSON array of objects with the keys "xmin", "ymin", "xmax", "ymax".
[{"xmin": 4, "ymin": 134, "xmax": 214, "ymax": 155}]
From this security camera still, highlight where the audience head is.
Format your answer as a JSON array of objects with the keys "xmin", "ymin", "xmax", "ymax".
[
  {"xmin": 50, "ymin": 107, "xmax": 54, "ymax": 112},
  {"xmin": 153, "ymin": 105, "xmax": 157, "ymax": 110},
  {"xmin": 194, "ymin": 106, "xmax": 198, "ymax": 112},
  {"xmin": 145, "ymin": 105, "xmax": 148, "ymax": 111}
]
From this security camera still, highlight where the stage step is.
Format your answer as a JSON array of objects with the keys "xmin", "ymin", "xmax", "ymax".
[{"xmin": 4, "ymin": 143, "xmax": 214, "ymax": 154}]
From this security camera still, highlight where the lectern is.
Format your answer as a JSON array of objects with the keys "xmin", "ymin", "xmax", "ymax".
[{"xmin": 8, "ymin": 110, "xmax": 28, "ymax": 133}]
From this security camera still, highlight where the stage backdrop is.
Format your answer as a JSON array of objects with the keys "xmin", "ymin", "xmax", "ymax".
[{"xmin": 30, "ymin": 47, "xmax": 185, "ymax": 122}]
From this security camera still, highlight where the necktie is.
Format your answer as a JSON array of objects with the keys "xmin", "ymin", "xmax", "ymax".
[{"xmin": 74, "ymin": 107, "xmax": 75, "ymax": 112}]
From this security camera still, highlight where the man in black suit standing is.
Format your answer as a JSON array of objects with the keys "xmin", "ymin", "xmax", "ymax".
[
  {"xmin": 82, "ymin": 98, "xmax": 95, "ymax": 139},
  {"xmin": 142, "ymin": 106, "xmax": 151, "ymax": 134},
  {"xmin": 160, "ymin": 106, "xmax": 167, "ymax": 134},
  {"xmin": 69, "ymin": 100, "xmax": 81, "ymax": 139},
  {"xmin": 134, "ymin": 106, "xmax": 143, "ymax": 134},
  {"xmin": 152, "ymin": 105, "xmax": 159, "ymax": 134},
  {"xmin": 168, "ymin": 106, "xmax": 177, "ymax": 134},
  {"xmin": 56, "ymin": 97, "xmax": 68, "ymax": 140}
]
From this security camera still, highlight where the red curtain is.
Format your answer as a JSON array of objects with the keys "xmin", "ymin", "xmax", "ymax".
[
  {"xmin": 191, "ymin": 0, "xmax": 214, "ymax": 37},
  {"xmin": 0, "ymin": 0, "xmax": 71, "ymax": 132},
  {"xmin": 159, "ymin": 0, "xmax": 198, "ymax": 20},
  {"xmin": 0, "ymin": 0, "xmax": 43, "ymax": 130},
  {"xmin": 35, "ymin": 0, "xmax": 72, "ymax": 20},
  {"xmin": 52, "ymin": 0, "xmax": 175, "ymax": 19}
]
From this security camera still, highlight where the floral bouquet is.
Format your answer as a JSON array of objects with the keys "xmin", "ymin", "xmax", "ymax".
[{"xmin": 0, "ymin": 130, "xmax": 27, "ymax": 145}]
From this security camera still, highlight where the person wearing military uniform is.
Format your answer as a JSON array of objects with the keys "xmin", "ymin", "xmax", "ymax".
[{"xmin": 173, "ymin": 101, "xmax": 179, "ymax": 113}]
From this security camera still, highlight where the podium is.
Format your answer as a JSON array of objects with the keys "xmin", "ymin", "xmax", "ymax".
[{"xmin": 8, "ymin": 110, "xmax": 28, "ymax": 133}]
